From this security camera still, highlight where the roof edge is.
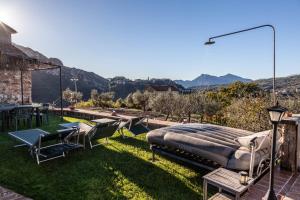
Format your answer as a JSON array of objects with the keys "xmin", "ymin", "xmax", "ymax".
[{"xmin": 0, "ymin": 21, "xmax": 17, "ymax": 34}]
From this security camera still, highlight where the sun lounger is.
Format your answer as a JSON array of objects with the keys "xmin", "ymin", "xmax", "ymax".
[
  {"xmin": 59, "ymin": 122, "xmax": 94, "ymax": 148},
  {"xmin": 9, "ymin": 128, "xmax": 82, "ymax": 164},
  {"xmin": 118, "ymin": 116, "xmax": 150, "ymax": 137},
  {"xmin": 87, "ymin": 121, "xmax": 120, "ymax": 149},
  {"xmin": 147, "ymin": 123, "xmax": 279, "ymax": 177},
  {"xmin": 60, "ymin": 121, "xmax": 121, "ymax": 149}
]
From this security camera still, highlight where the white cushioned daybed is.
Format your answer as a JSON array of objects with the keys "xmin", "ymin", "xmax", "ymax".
[{"xmin": 146, "ymin": 123, "xmax": 278, "ymax": 171}]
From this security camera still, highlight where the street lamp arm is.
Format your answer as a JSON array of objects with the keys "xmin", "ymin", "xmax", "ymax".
[
  {"xmin": 205, "ymin": 24, "xmax": 276, "ymax": 105},
  {"xmin": 208, "ymin": 24, "xmax": 275, "ymax": 41}
]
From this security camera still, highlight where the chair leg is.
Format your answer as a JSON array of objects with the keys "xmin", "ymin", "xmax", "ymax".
[
  {"xmin": 152, "ymin": 151, "xmax": 155, "ymax": 162},
  {"xmin": 120, "ymin": 129, "xmax": 126, "ymax": 138}
]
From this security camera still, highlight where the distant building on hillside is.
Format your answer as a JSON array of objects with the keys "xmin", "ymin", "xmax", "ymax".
[{"xmin": 145, "ymin": 85, "xmax": 179, "ymax": 93}]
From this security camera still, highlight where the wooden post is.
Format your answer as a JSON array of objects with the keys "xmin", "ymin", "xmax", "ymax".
[
  {"xmin": 280, "ymin": 116, "xmax": 300, "ymax": 173},
  {"xmin": 59, "ymin": 66, "xmax": 63, "ymax": 120},
  {"xmin": 20, "ymin": 70, "xmax": 24, "ymax": 105}
]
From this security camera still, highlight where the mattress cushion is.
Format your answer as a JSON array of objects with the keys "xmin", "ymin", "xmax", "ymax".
[
  {"xmin": 147, "ymin": 123, "xmax": 253, "ymax": 145},
  {"xmin": 163, "ymin": 132, "xmax": 236, "ymax": 166},
  {"xmin": 235, "ymin": 130, "xmax": 271, "ymax": 150},
  {"xmin": 146, "ymin": 123, "xmax": 254, "ymax": 167}
]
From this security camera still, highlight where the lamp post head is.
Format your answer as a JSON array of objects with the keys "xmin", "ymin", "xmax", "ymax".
[
  {"xmin": 267, "ymin": 101, "xmax": 288, "ymax": 123},
  {"xmin": 204, "ymin": 39, "xmax": 215, "ymax": 45}
]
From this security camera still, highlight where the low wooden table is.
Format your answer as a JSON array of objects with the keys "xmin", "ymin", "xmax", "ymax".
[{"xmin": 203, "ymin": 168, "xmax": 254, "ymax": 200}]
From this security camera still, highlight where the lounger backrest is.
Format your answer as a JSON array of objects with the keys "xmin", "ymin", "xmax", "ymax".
[
  {"xmin": 129, "ymin": 117, "xmax": 145, "ymax": 129},
  {"xmin": 88, "ymin": 121, "xmax": 120, "ymax": 140},
  {"xmin": 39, "ymin": 128, "xmax": 76, "ymax": 143},
  {"xmin": 57, "ymin": 128, "xmax": 79, "ymax": 142},
  {"xmin": 118, "ymin": 120, "xmax": 131, "ymax": 130}
]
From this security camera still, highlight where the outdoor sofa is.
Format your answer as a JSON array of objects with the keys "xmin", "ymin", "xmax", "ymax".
[{"xmin": 147, "ymin": 123, "xmax": 280, "ymax": 177}]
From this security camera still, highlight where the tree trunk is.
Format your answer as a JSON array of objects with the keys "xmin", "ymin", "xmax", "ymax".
[{"xmin": 165, "ymin": 113, "xmax": 170, "ymax": 121}]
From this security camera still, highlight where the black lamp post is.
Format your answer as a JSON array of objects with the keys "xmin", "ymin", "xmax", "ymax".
[
  {"xmin": 204, "ymin": 24, "xmax": 277, "ymax": 105},
  {"xmin": 264, "ymin": 102, "xmax": 287, "ymax": 200},
  {"xmin": 204, "ymin": 25, "xmax": 286, "ymax": 199}
]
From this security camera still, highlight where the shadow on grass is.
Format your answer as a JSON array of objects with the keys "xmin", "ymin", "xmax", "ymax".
[
  {"xmin": 73, "ymin": 146, "xmax": 201, "ymax": 200},
  {"xmin": 112, "ymin": 134, "xmax": 210, "ymax": 174},
  {"xmin": 111, "ymin": 134, "xmax": 150, "ymax": 150},
  {"xmin": 1, "ymin": 116, "xmax": 203, "ymax": 199},
  {"xmin": 0, "ymin": 140, "xmax": 202, "ymax": 200}
]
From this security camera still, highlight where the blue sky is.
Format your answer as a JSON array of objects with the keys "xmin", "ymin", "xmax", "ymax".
[{"xmin": 0, "ymin": 0, "xmax": 299, "ymax": 80}]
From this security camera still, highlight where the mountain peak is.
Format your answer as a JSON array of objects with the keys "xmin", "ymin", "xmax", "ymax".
[{"xmin": 175, "ymin": 73, "xmax": 252, "ymax": 88}]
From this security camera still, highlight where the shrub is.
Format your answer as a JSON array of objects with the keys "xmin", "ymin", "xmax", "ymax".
[
  {"xmin": 75, "ymin": 100, "xmax": 94, "ymax": 108},
  {"xmin": 114, "ymin": 98, "xmax": 126, "ymax": 108}
]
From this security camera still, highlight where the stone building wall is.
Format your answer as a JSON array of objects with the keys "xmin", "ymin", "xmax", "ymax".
[
  {"xmin": 0, "ymin": 69, "xmax": 32, "ymax": 103},
  {"xmin": 0, "ymin": 29, "xmax": 11, "ymax": 44}
]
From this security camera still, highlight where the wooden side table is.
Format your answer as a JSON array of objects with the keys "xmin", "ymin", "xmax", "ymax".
[{"xmin": 203, "ymin": 168, "xmax": 254, "ymax": 200}]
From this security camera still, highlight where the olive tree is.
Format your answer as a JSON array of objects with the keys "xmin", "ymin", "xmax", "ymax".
[
  {"xmin": 90, "ymin": 89, "xmax": 115, "ymax": 108},
  {"xmin": 63, "ymin": 88, "xmax": 83, "ymax": 104},
  {"xmin": 125, "ymin": 93, "xmax": 135, "ymax": 108},
  {"xmin": 132, "ymin": 90, "xmax": 151, "ymax": 112},
  {"xmin": 150, "ymin": 90, "xmax": 176, "ymax": 120}
]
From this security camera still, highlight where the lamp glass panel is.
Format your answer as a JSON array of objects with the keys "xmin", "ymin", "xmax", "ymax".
[
  {"xmin": 269, "ymin": 111, "xmax": 282, "ymax": 122},
  {"xmin": 279, "ymin": 112, "xmax": 285, "ymax": 121}
]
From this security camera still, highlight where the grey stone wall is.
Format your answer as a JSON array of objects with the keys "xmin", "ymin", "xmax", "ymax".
[{"xmin": 0, "ymin": 69, "xmax": 32, "ymax": 103}]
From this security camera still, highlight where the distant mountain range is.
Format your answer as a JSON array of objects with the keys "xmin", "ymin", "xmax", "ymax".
[
  {"xmin": 18, "ymin": 45, "xmax": 183, "ymax": 103},
  {"xmin": 17, "ymin": 44, "xmax": 300, "ymax": 103},
  {"xmin": 32, "ymin": 67, "xmax": 184, "ymax": 103},
  {"xmin": 175, "ymin": 74, "xmax": 252, "ymax": 88},
  {"xmin": 255, "ymin": 75, "xmax": 300, "ymax": 94}
]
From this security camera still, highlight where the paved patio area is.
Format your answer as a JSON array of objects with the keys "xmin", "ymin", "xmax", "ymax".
[
  {"xmin": 0, "ymin": 186, "xmax": 31, "ymax": 200},
  {"xmin": 243, "ymin": 168, "xmax": 299, "ymax": 200},
  {"xmin": 283, "ymin": 175, "xmax": 300, "ymax": 200}
]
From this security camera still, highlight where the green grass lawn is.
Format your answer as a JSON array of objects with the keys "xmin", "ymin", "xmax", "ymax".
[{"xmin": 0, "ymin": 115, "xmax": 210, "ymax": 200}]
